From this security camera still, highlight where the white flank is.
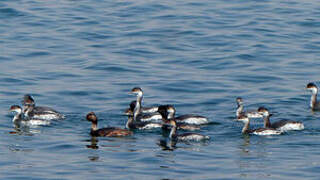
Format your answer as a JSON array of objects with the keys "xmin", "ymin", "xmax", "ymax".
[
  {"xmin": 33, "ymin": 114, "xmax": 63, "ymax": 120},
  {"xmin": 183, "ymin": 117, "xmax": 208, "ymax": 125},
  {"xmin": 141, "ymin": 123, "xmax": 162, "ymax": 130},
  {"xmin": 140, "ymin": 114, "xmax": 162, "ymax": 122},
  {"xmin": 253, "ymin": 130, "xmax": 282, "ymax": 136},
  {"xmin": 142, "ymin": 107, "xmax": 158, "ymax": 114},
  {"xmin": 277, "ymin": 123, "xmax": 304, "ymax": 132}
]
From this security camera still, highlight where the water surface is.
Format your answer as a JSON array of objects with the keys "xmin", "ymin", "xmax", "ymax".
[{"xmin": 1, "ymin": 0, "xmax": 320, "ymax": 179}]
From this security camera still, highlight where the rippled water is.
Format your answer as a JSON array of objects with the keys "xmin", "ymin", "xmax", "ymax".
[{"xmin": 1, "ymin": 0, "xmax": 320, "ymax": 179}]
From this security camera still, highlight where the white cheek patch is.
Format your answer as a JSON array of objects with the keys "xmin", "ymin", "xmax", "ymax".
[
  {"xmin": 312, "ymin": 88, "xmax": 318, "ymax": 94},
  {"xmin": 308, "ymin": 87, "xmax": 318, "ymax": 94}
]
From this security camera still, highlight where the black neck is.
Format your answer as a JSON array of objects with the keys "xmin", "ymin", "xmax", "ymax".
[
  {"xmin": 263, "ymin": 116, "xmax": 271, "ymax": 128},
  {"xmin": 311, "ymin": 93, "xmax": 317, "ymax": 109}
]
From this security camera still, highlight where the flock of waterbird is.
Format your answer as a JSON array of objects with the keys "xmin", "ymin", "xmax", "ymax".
[{"xmin": 8, "ymin": 83, "xmax": 320, "ymax": 141}]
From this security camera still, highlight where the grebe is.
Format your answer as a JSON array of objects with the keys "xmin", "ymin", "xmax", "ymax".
[
  {"xmin": 9, "ymin": 105, "xmax": 50, "ymax": 126},
  {"xmin": 258, "ymin": 107, "xmax": 304, "ymax": 131},
  {"xmin": 165, "ymin": 105, "xmax": 208, "ymax": 125},
  {"xmin": 125, "ymin": 115, "xmax": 162, "ymax": 130},
  {"xmin": 129, "ymin": 87, "xmax": 158, "ymax": 113},
  {"xmin": 236, "ymin": 97, "xmax": 262, "ymax": 118},
  {"xmin": 86, "ymin": 112, "xmax": 132, "ymax": 137},
  {"xmin": 22, "ymin": 94, "xmax": 64, "ymax": 120},
  {"xmin": 125, "ymin": 101, "xmax": 162, "ymax": 130},
  {"xmin": 237, "ymin": 114, "xmax": 282, "ymax": 135},
  {"xmin": 125, "ymin": 100, "xmax": 162, "ymax": 122},
  {"xmin": 158, "ymin": 105, "xmax": 201, "ymax": 131},
  {"xmin": 306, "ymin": 83, "xmax": 320, "ymax": 110},
  {"xmin": 165, "ymin": 119, "xmax": 210, "ymax": 141}
]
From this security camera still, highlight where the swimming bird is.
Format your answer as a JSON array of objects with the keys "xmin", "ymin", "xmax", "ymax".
[
  {"xmin": 236, "ymin": 114, "xmax": 282, "ymax": 135},
  {"xmin": 125, "ymin": 100, "xmax": 162, "ymax": 122},
  {"xmin": 22, "ymin": 94, "xmax": 64, "ymax": 120},
  {"xmin": 10, "ymin": 105, "xmax": 50, "ymax": 126},
  {"xmin": 165, "ymin": 105, "xmax": 208, "ymax": 125},
  {"xmin": 125, "ymin": 115, "xmax": 162, "ymax": 130},
  {"xmin": 125, "ymin": 101, "xmax": 163, "ymax": 130},
  {"xmin": 236, "ymin": 97, "xmax": 262, "ymax": 118},
  {"xmin": 258, "ymin": 107, "xmax": 304, "ymax": 131},
  {"xmin": 129, "ymin": 87, "xmax": 158, "ymax": 114},
  {"xmin": 306, "ymin": 83, "xmax": 320, "ymax": 110},
  {"xmin": 86, "ymin": 112, "xmax": 132, "ymax": 137},
  {"xmin": 157, "ymin": 105, "xmax": 201, "ymax": 131},
  {"xmin": 165, "ymin": 119, "xmax": 210, "ymax": 141}
]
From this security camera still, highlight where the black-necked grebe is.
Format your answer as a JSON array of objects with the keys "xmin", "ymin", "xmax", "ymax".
[
  {"xmin": 165, "ymin": 119, "xmax": 210, "ymax": 141},
  {"xmin": 125, "ymin": 101, "xmax": 162, "ymax": 130},
  {"xmin": 258, "ymin": 107, "xmax": 304, "ymax": 131},
  {"xmin": 125, "ymin": 115, "xmax": 162, "ymax": 130},
  {"xmin": 22, "ymin": 94, "xmax": 64, "ymax": 120},
  {"xmin": 306, "ymin": 83, "xmax": 320, "ymax": 110},
  {"xmin": 125, "ymin": 100, "xmax": 162, "ymax": 122},
  {"xmin": 86, "ymin": 112, "xmax": 132, "ymax": 137},
  {"xmin": 129, "ymin": 87, "xmax": 158, "ymax": 113},
  {"xmin": 10, "ymin": 105, "xmax": 50, "ymax": 126},
  {"xmin": 237, "ymin": 114, "xmax": 282, "ymax": 135},
  {"xmin": 236, "ymin": 97, "xmax": 262, "ymax": 118},
  {"xmin": 158, "ymin": 105, "xmax": 201, "ymax": 131},
  {"xmin": 165, "ymin": 105, "xmax": 208, "ymax": 125}
]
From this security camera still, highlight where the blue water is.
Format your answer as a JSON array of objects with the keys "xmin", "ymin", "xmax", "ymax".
[{"xmin": 1, "ymin": 0, "xmax": 320, "ymax": 179}]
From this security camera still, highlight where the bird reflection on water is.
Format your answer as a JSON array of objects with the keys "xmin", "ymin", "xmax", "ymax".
[
  {"xmin": 86, "ymin": 137, "xmax": 99, "ymax": 149},
  {"xmin": 236, "ymin": 135, "xmax": 273, "ymax": 178},
  {"xmin": 9, "ymin": 123, "xmax": 40, "ymax": 136},
  {"xmin": 158, "ymin": 137, "xmax": 210, "ymax": 152},
  {"xmin": 158, "ymin": 138, "xmax": 177, "ymax": 151}
]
